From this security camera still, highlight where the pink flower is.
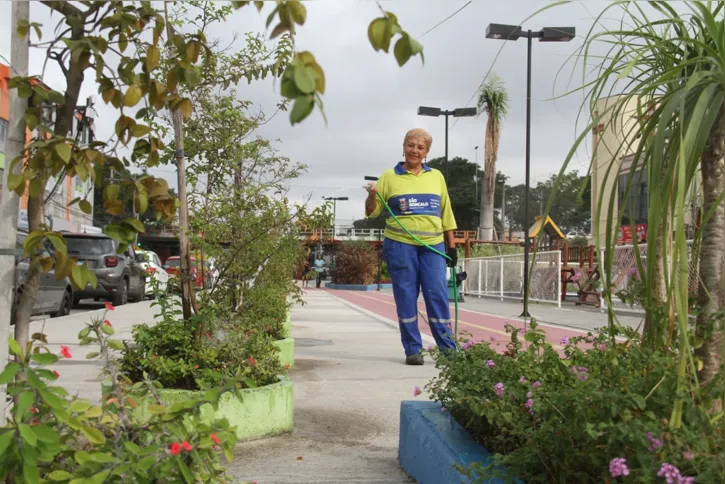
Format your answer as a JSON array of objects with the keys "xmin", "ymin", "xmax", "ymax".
[
  {"xmin": 211, "ymin": 433, "xmax": 220, "ymax": 445},
  {"xmin": 60, "ymin": 345, "xmax": 72, "ymax": 359},
  {"xmin": 182, "ymin": 441, "xmax": 192, "ymax": 451},
  {"xmin": 682, "ymin": 450, "xmax": 695, "ymax": 461},
  {"xmin": 53, "ymin": 370, "xmax": 60, "ymax": 378},
  {"xmin": 494, "ymin": 383, "xmax": 504, "ymax": 398},
  {"xmin": 485, "ymin": 359, "xmax": 495, "ymax": 368},
  {"xmin": 519, "ymin": 376, "xmax": 526, "ymax": 384},
  {"xmin": 105, "ymin": 302, "xmax": 115, "ymax": 311},
  {"xmin": 247, "ymin": 357, "xmax": 257, "ymax": 366},
  {"xmin": 413, "ymin": 386, "xmax": 421, "ymax": 397},
  {"xmin": 532, "ymin": 381, "xmax": 542, "ymax": 389},
  {"xmin": 104, "ymin": 320, "xmax": 112, "ymax": 327},
  {"xmin": 170, "ymin": 442, "xmax": 182, "ymax": 456},
  {"xmin": 560, "ymin": 336, "xmax": 569, "ymax": 345},
  {"xmin": 609, "ymin": 457, "xmax": 629, "ymax": 478},
  {"xmin": 598, "ymin": 343, "xmax": 608, "ymax": 351}
]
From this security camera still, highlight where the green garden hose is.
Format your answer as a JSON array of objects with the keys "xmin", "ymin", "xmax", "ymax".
[{"xmin": 374, "ymin": 191, "xmax": 460, "ymax": 348}]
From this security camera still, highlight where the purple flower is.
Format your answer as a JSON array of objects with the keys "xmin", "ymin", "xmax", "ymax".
[
  {"xmin": 560, "ymin": 336, "xmax": 570, "ymax": 345},
  {"xmin": 577, "ymin": 372, "xmax": 589, "ymax": 382},
  {"xmin": 682, "ymin": 449, "xmax": 695, "ymax": 461},
  {"xmin": 525, "ymin": 398, "xmax": 534, "ymax": 415},
  {"xmin": 598, "ymin": 343, "xmax": 608, "ymax": 351},
  {"xmin": 570, "ymin": 366, "xmax": 578, "ymax": 374},
  {"xmin": 627, "ymin": 266, "xmax": 638, "ymax": 277},
  {"xmin": 485, "ymin": 359, "xmax": 495, "ymax": 368},
  {"xmin": 519, "ymin": 376, "xmax": 527, "ymax": 384},
  {"xmin": 657, "ymin": 463, "xmax": 692, "ymax": 484},
  {"xmin": 526, "ymin": 392, "xmax": 532, "ymax": 399},
  {"xmin": 494, "ymin": 383, "xmax": 504, "ymax": 398},
  {"xmin": 647, "ymin": 432, "xmax": 664, "ymax": 452},
  {"xmin": 609, "ymin": 457, "xmax": 630, "ymax": 478},
  {"xmin": 532, "ymin": 381, "xmax": 542, "ymax": 389}
]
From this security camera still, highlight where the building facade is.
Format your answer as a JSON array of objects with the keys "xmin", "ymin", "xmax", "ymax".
[{"xmin": 1, "ymin": 63, "xmax": 96, "ymax": 233}]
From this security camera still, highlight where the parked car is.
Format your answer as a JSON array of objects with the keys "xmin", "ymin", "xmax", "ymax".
[
  {"xmin": 14, "ymin": 232, "xmax": 74, "ymax": 319},
  {"xmin": 64, "ymin": 233, "xmax": 145, "ymax": 307},
  {"xmin": 136, "ymin": 249, "xmax": 169, "ymax": 297}
]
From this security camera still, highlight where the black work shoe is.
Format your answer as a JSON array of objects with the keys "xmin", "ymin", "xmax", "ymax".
[{"xmin": 406, "ymin": 354, "xmax": 424, "ymax": 366}]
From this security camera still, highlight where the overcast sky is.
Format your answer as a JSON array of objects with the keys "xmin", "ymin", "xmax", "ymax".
[{"xmin": 1, "ymin": 0, "xmax": 619, "ymax": 225}]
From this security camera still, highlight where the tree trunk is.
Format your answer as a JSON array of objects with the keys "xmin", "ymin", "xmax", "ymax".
[
  {"xmin": 695, "ymin": 105, "xmax": 725, "ymax": 387},
  {"xmin": 643, "ymin": 219, "xmax": 669, "ymax": 347},
  {"xmin": 478, "ymin": 118, "xmax": 497, "ymax": 241}
]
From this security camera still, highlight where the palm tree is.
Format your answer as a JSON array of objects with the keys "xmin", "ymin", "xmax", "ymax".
[{"xmin": 477, "ymin": 74, "xmax": 509, "ymax": 241}]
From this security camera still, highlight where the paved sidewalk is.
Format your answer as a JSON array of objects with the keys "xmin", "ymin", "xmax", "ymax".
[{"xmin": 227, "ymin": 290, "xmax": 433, "ymax": 483}]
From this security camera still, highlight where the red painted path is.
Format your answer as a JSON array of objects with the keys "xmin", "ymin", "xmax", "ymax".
[{"xmin": 320, "ymin": 288, "xmax": 591, "ymax": 353}]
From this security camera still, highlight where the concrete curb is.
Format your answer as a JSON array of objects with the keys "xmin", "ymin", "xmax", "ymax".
[
  {"xmin": 325, "ymin": 291, "xmax": 436, "ymax": 346},
  {"xmin": 273, "ymin": 337, "xmax": 295, "ymax": 369},
  {"xmin": 398, "ymin": 401, "xmax": 518, "ymax": 484},
  {"xmin": 325, "ymin": 282, "xmax": 393, "ymax": 290},
  {"xmin": 102, "ymin": 379, "xmax": 294, "ymax": 442}
]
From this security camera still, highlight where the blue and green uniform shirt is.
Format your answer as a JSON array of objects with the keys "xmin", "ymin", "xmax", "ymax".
[{"xmin": 368, "ymin": 162, "xmax": 457, "ymax": 246}]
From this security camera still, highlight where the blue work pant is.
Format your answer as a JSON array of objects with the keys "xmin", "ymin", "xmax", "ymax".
[{"xmin": 383, "ymin": 238, "xmax": 457, "ymax": 356}]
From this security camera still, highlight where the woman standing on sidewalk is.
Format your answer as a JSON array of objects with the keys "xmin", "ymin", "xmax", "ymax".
[{"xmin": 364, "ymin": 128, "xmax": 458, "ymax": 365}]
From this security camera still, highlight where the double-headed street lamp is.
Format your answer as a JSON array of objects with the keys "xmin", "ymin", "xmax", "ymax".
[
  {"xmin": 417, "ymin": 106, "xmax": 477, "ymax": 182},
  {"xmin": 322, "ymin": 196, "xmax": 348, "ymax": 241},
  {"xmin": 485, "ymin": 23, "xmax": 575, "ymax": 318}
]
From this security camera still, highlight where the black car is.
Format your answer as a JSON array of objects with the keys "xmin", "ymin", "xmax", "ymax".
[
  {"xmin": 64, "ymin": 233, "xmax": 145, "ymax": 306},
  {"xmin": 14, "ymin": 232, "xmax": 73, "ymax": 319}
]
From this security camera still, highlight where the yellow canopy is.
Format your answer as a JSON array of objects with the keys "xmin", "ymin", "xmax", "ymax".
[{"xmin": 528, "ymin": 216, "xmax": 565, "ymax": 240}]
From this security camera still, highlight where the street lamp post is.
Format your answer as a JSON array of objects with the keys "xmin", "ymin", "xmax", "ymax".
[
  {"xmin": 485, "ymin": 23, "xmax": 575, "ymax": 318},
  {"xmin": 417, "ymin": 106, "xmax": 477, "ymax": 182},
  {"xmin": 322, "ymin": 196, "xmax": 349, "ymax": 241}
]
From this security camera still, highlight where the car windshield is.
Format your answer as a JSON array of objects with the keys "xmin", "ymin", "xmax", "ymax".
[
  {"xmin": 165, "ymin": 259, "xmax": 180, "ymax": 267},
  {"xmin": 65, "ymin": 237, "xmax": 116, "ymax": 255}
]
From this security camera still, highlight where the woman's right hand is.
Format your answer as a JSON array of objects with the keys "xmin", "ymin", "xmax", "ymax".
[{"xmin": 365, "ymin": 182, "xmax": 378, "ymax": 194}]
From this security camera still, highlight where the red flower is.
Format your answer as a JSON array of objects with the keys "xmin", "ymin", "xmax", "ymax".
[
  {"xmin": 105, "ymin": 302, "xmax": 115, "ymax": 311},
  {"xmin": 247, "ymin": 357, "xmax": 257, "ymax": 366},
  {"xmin": 53, "ymin": 370, "xmax": 60, "ymax": 378},
  {"xmin": 182, "ymin": 440, "xmax": 192, "ymax": 451},
  {"xmin": 60, "ymin": 345, "xmax": 72, "ymax": 359},
  {"xmin": 170, "ymin": 442, "xmax": 182, "ymax": 456},
  {"xmin": 210, "ymin": 433, "xmax": 220, "ymax": 445},
  {"xmin": 104, "ymin": 320, "xmax": 112, "ymax": 327},
  {"xmin": 29, "ymin": 407, "xmax": 39, "ymax": 414}
]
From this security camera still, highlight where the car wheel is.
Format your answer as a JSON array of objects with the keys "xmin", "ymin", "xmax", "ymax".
[
  {"xmin": 51, "ymin": 290, "xmax": 72, "ymax": 318},
  {"xmin": 135, "ymin": 278, "xmax": 146, "ymax": 302},
  {"xmin": 113, "ymin": 279, "xmax": 129, "ymax": 306}
]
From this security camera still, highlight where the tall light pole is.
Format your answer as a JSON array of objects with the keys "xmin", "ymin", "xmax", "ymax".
[
  {"xmin": 322, "ymin": 196, "xmax": 348, "ymax": 241},
  {"xmin": 417, "ymin": 106, "xmax": 477, "ymax": 182},
  {"xmin": 486, "ymin": 23, "xmax": 575, "ymax": 318}
]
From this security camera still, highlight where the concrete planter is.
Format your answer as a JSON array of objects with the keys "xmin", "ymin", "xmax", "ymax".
[
  {"xmin": 283, "ymin": 309, "xmax": 292, "ymax": 338},
  {"xmin": 273, "ymin": 337, "xmax": 295, "ymax": 368},
  {"xmin": 325, "ymin": 282, "xmax": 393, "ymax": 291},
  {"xmin": 398, "ymin": 401, "xmax": 520, "ymax": 484},
  {"xmin": 102, "ymin": 379, "xmax": 294, "ymax": 442}
]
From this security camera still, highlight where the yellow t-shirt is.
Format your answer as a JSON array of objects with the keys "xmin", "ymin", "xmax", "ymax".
[{"xmin": 368, "ymin": 162, "xmax": 457, "ymax": 246}]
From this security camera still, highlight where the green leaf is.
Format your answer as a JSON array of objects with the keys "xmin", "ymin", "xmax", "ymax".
[
  {"xmin": 16, "ymin": 19, "xmax": 30, "ymax": 38},
  {"xmin": 9, "ymin": 338, "xmax": 23, "ymax": 357},
  {"xmin": 69, "ymin": 399, "xmax": 91, "ymax": 413},
  {"xmin": 122, "ymin": 217, "xmax": 146, "ymax": 233},
  {"xmin": 367, "ymin": 18, "xmax": 389, "ymax": 52},
  {"xmin": 148, "ymin": 404, "xmax": 166, "ymax": 414},
  {"xmin": 131, "ymin": 124, "xmax": 152, "ymax": 137},
  {"xmin": 29, "ymin": 177, "xmax": 44, "ymax": 197},
  {"xmin": 107, "ymin": 339, "xmax": 125, "ymax": 351},
  {"xmin": 203, "ymin": 387, "xmax": 222, "ymax": 402},
  {"xmin": 47, "ymin": 470, "xmax": 74, "ymax": 481},
  {"xmin": 70, "ymin": 263, "xmax": 86, "ymax": 290},
  {"xmin": 101, "ymin": 323, "xmax": 114, "ymax": 336},
  {"xmin": 81, "ymin": 425, "xmax": 106, "ymax": 445},
  {"xmin": 0, "ymin": 430, "xmax": 14, "ymax": 456},
  {"xmin": 146, "ymin": 45, "xmax": 160, "ymax": 72},
  {"xmin": 177, "ymin": 98, "xmax": 193, "ymax": 119},
  {"xmin": 124, "ymin": 441, "xmax": 141, "ymax": 455},
  {"xmin": 176, "ymin": 459, "xmax": 194, "ymax": 484},
  {"xmin": 89, "ymin": 452, "xmax": 117, "ymax": 464},
  {"xmin": 30, "ymin": 352, "xmax": 59, "ymax": 365},
  {"xmin": 79, "ymin": 199, "xmax": 93, "ymax": 215},
  {"xmin": 137, "ymin": 455, "xmax": 156, "ymax": 471},
  {"xmin": 124, "ymin": 86, "xmax": 143, "ymax": 107},
  {"xmin": 15, "ymin": 391, "xmax": 35, "ymax": 419},
  {"xmin": 23, "ymin": 458, "xmax": 40, "ymax": 484},
  {"xmin": 289, "ymin": 95, "xmax": 314, "ymax": 125},
  {"xmin": 393, "ymin": 34, "xmax": 413, "ymax": 67},
  {"xmin": 45, "ymin": 234, "xmax": 67, "ymax": 256},
  {"xmin": 18, "ymin": 423, "xmax": 38, "ymax": 446},
  {"xmin": 32, "ymin": 425, "xmax": 59, "ymax": 444},
  {"xmin": 293, "ymin": 66, "xmax": 317, "ymax": 94},
  {"xmin": 0, "ymin": 362, "xmax": 22, "ymax": 384},
  {"xmin": 85, "ymin": 352, "xmax": 100, "ymax": 359},
  {"xmin": 54, "ymin": 143, "xmax": 72, "ymax": 163},
  {"xmin": 78, "ymin": 326, "xmax": 92, "ymax": 339}
]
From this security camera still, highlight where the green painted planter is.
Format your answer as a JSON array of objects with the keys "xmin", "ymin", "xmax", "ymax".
[
  {"xmin": 101, "ymin": 379, "xmax": 294, "ymax": 441},
  {"xmin": 283, "ymin": 310, "xmax": 292, "ymax": 338},
  {"xmin": 273, "ymin": 337, "xmax": 295, "ymax": 369}
]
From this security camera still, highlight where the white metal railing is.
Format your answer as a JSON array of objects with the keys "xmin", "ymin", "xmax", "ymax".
[{"xmin": 461, "ymin": 250, "xmax": 562, "ymax": 307}]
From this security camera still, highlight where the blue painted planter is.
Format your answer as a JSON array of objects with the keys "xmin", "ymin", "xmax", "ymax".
[
  {"xmin": 398, "ymin": 401, "xmax": 520, "ymax": 484},
  {"xmin": 325, "ymin": 282, "xmax": 393, "ymax": 290}
]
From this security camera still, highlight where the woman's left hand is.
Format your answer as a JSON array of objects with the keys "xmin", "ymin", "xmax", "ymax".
[{"xmin": 446, "ymin": 247, "xmax": 458, "ymax": 268}]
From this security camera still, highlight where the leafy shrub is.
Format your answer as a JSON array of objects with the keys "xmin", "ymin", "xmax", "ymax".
[
  {"xmin": 118, "ymin": 289, "xmax": 284, "ymax": 391},
  {"xmin": 0, "ymin": 309, "xmax": 244, "ymax": 483},
  {"xmin": 426, "ymin": 322, "xmax": 725, "ymax": 483},
  {"xmin": 335, "ymin": 241, "xmax": 378, "ymax": 285}
]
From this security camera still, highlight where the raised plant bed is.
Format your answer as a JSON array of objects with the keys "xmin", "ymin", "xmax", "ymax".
[
  {"xmin": 102, "ymin": 379, "xmax": 294, "ymax": 442},
  {"xmin": 273, "ymin": 337, "xmax": 295, "ymax": 368},
  {"xmin": 398, "ymin": 401, "xmax": 519, "ymax": 484},
  {"xmin": 325, "ymin": 282, "xmax": 393, "ymax": 291}
]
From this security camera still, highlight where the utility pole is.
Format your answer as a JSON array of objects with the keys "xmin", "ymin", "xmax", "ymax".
[
  {"xmin": 501, "ymin": 184, "xmax": 506, "ymax": 240},
  {"xmin": 0, "ymin": 1, "xmax": 30, "ymax": 424}
]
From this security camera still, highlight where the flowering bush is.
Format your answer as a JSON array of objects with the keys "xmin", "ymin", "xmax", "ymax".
[
  {"xmin": 118, "ymin": 289, "xmax": 285, "ymax": 391},
  {"xmin": 0, "ymin": 309, "xmax": 244, "ymax": 483},
  {"xmin": 426, "ymin": 321, "xmax": 725, "ymax": 483}
]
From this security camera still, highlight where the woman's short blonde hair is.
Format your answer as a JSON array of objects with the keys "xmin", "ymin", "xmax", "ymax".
[{"xmin": 404, "ymin": 128, "xmax": 433, "ymax": 151}]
